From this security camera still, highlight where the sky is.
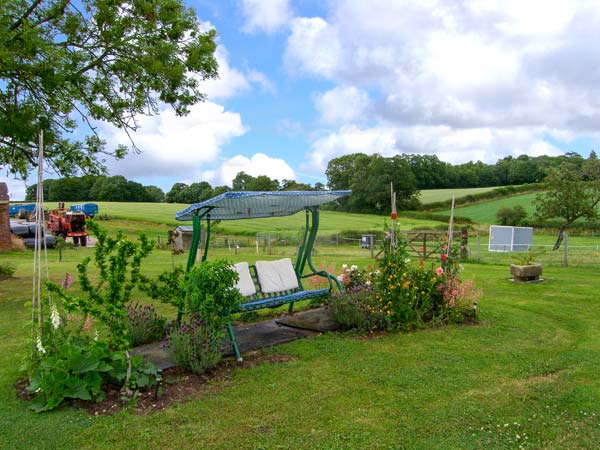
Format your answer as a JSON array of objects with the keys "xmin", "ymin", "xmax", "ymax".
[{"xmin": 4, "ymin": 0, "xmax": 600, "ymax": 200}]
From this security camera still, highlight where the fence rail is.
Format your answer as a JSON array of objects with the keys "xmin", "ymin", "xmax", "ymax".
[{"xmin": 162, "ymin": 230, "xmax": 600, "ymax": 268}]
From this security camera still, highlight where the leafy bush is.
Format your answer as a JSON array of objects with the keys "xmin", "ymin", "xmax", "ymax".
[
  {"xmin": 496, "ymin": 205, "xmax": 528, "ymax": 226},
  {"xmin": 327, "ymin": 235, "xmax": 481, "ymax": 333},
  {"xmin": 327, "ymin": 287, "xmax": 383, "ymax": 332},
  {"xmin": 166, "ymin": 314, "xmax": 223, "ymax": 374},
  {"xmin": 181, "ymin": 259, "xmax": 243, "ymax": 330},
  {"xmin": 126, "ymin": 302, "xmax": 167, "ymax": 347},
  {"xmin": 156, "ymin": 260, "xmax": 243, "ymax": 375},
  {"xmin": 139, "ymin": 265, "xmax": 185, "ymax": 308},
  {"xmin": 29, "ymin": 223, "xmax": 160, "ymax": 411},
  {"xmin": 46, "ymin": 221, "xmax": 155, "ymax": 350},
  {"xmin": 376, "ymin": 264, "xmax": 445, "ymax": 330},
  {"xmin": 27, "ymin": 310, "xmax": 156, "ymax": 412},
  {"xmin": 0, "ymin": 262, "xmax": 16, "ymax": 277}
]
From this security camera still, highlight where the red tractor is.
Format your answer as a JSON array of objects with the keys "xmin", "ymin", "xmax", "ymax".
[{"xmin": 47, "ymin": 203, "xmax": 89, "ymax": 246}]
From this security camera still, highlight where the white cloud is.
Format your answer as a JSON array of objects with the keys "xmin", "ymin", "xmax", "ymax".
[
  {"xmin": 0, "ymin": 175, "xmax": 27, "ymax": 201},
  {"xmin": 246, "ymin": 69, "xmax": 277, "ymax": 94},
  {"xmin": 240, "ymin": 0, "xmax": 293, "ymax": 34},
  {"xmin": 201, "ymin": 46, "xmax": 249, "ymax": 100},
  {"xmin": 207, "ymin": 153, "xmax": 296, "ymax": 186},
  {"xmin": 200, "ymin": 45, "xmax": 275, "ymax": 100},
  {"xmin": 303, "ymin": 125, "xmax": 398, "ymax": 173},
  {"xmin": 313, "ymin": 86, "xmax": 372, "ymax": 124},
  {"xmin": 285, "ymin": 17, "xmax": 342, "ymax": 78},
  {"xmin": 102, "ymin": 101, "xmax": 246, "ymax": 179},
  {"xmin": 284, "ymin": 0, "xmax": 600, "ymax": 172},
  {"xmin": 303, "ymin": 124, "xmax": 566, "ymax": 174}
]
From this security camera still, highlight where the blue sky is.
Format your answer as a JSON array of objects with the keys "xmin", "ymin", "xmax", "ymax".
[{"xmin": 4, "ymin": 0, "xmax": 600, "ymax": 200}]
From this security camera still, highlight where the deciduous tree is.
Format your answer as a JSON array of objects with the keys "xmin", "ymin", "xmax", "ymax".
[
  {"xmin": 534, "ymin": 158, "xmax": 600, "ymax": 249},
  {"xmin": 0, "ymin": 0, "xmax": 218, "ymax": 178}
]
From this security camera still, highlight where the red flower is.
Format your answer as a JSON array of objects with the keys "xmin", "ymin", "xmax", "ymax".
[{"xmin": 441, "ymin": 253, "xmax": 447, "ymax": 262}]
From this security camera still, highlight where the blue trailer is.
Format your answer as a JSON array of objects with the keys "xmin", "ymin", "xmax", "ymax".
[
  {"xmin": 70, "ymin": 203, "xmax": 99, "ymax": 217},
  {"xmin": 9, "ymin": 203, "xmax": 36, "ymax": 217}
]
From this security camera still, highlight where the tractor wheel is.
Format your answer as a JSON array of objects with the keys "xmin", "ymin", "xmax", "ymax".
[
  {"xmin": 73, "ymin": 236, "xmax": 80, "ymax": 246},
  {"xmin": 80, "ymin": 235, "xmax": 87, "ymax": 247}
]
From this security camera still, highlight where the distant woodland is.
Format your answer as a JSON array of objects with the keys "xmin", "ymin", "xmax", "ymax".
[{"xmin": 25, "ymin": 152, "xmax": 595, "ymax": 212}]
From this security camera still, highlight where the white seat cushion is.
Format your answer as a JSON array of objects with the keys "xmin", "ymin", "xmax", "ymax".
[
  {"xmin": 233, "ymin": 262, "xmax": 256, "ymax": 297},
  {"xmin": 255, "ymin": 258, "xmax": 299, "ymax": 294}
]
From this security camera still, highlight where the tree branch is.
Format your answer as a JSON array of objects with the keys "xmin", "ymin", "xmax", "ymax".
[{"xmin": 9, "ymin": 0, "xmax": 44, "ymax": 31}]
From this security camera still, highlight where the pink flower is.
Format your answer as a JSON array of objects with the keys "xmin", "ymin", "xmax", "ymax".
[
  {"xmin": 436, "ymin": 267, "xmax": 444, "ymax": 276},
  {"xmin": 61, "ymin": 272, "xmax": 72, "ymax": 289}
]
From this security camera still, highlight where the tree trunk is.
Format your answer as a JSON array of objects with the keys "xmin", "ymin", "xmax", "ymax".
[{"xmin": 553, "ymin": 224, "xmax": 568, "ymax": 250}]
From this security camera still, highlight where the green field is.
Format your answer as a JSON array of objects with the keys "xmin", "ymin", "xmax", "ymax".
[
  {"xmin": 85, "ymin": 202, "xmax": 445, "ymax": 237},
  {"xmin": 2, "ymin": 242, "xmax": 600, "ymax": 448},
  {"xmin": 439, "ymin": 192, "xmax": 539, "ymax": 224},
  {"xmin": 418, "ymin": 187, "xmax": 499, "ymax": 204}
]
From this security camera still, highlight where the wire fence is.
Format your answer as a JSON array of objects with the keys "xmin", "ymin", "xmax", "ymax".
[{"xmin": 163, "ymin": 230, "xmax": 600, "ymax": 269}]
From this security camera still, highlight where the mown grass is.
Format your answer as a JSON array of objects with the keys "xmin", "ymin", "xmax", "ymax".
[
  {"xmin": 438, "ymin": 193, "xmax": 538, "ymax": 224},
  {"xmin": 89, "ymin": 202, "xmax": 443, "ymax": 237},
  {"xmin": 418, "ymin": 187, "xmax": 500, "ymax": 204},
  {"xmin": 2, "ymin": 237, "xmax": 600, "ymax": 449}
]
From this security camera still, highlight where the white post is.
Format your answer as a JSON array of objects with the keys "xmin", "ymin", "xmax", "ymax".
[{"xmin": 563, "ymin": 232, "xmax": 568, "ymax": 267}]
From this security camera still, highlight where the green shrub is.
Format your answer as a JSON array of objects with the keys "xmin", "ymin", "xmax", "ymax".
[
  {"xmin": 0, "ymin": 262, "xmax": 16, "ymax": 277},
  {"xmin": 327, "ymin": 287, "xmax": 383, "ymax": 332},
  {"xmin": 27, "ymin": 312, "xmax": 156, "ymax": 412},
  {"xmin": 181, "ymin": 259, "xmax": 243, "ymax": 330},
  {"xmin": 496, "ymin": 205, "xmax": 528, "ymax": 226},
  {"xmin": 376, "ymin": 264, "xmax": 444, "ymax": 330},
  {"xmin": 166, "ymin": 314, "xmax": 223, "ymax": 374},
  {"xmin": 46, "ymin": 221, "xmax": 155, "ymax": 350},
  {"xmin": 126, "ymin": 302, "xmax": 167, "ymax": 346},
  {"xmin": 30, "ymin": 223, "xmax": 159, "ymax": 412}
]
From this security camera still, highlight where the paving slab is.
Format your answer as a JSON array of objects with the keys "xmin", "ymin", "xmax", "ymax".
[
  {"xmin": 222, "ymin": 320, "xmax": 314, "ymax": 357},
  {"xmin": 133, "ymin": 308, "xmax": 335, "ymax": 369},
  {"xmin": 275, "ymin": 307, "xmax": 339, "ymax": 333}
]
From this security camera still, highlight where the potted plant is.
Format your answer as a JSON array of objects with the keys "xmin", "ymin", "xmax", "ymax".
[{"xmin": 510, "ymin": 250, "xmax": 542, "ymax": 282}]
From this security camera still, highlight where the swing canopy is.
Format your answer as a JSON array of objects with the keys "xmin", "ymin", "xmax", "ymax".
[{"xmin": 175, "ymin": 190, "xmax": 352, "ymax": 221}]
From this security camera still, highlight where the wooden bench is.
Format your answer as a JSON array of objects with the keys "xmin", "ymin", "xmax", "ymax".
[{"xmin": 227, "ymin": 258, "xmax": 332, "ymax": 360}]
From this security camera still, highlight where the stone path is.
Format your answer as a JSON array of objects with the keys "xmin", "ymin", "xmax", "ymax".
[{"xmin": 133, "ymin": 307, "xmax": 338, "ymax": 370}]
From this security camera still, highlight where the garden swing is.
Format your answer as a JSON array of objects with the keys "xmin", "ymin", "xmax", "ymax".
[{"xmin": 174, "ymin": 190, "xmax": 351, "ymax": 361}]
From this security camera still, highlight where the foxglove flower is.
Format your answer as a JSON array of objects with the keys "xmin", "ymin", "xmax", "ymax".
[
  {"xmin": 50, "ymin": 304, "xmax": 61, "ymax": 330},
  {"xmin": 36, "ymin": 336, "xmax": 46, "ymax": 355}
]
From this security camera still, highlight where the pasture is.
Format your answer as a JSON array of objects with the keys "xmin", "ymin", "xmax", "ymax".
[
  {"xmin": 418, "ymin": 186, "xmax": 499, "ymax": 204},
  {"xmin": 438, "ymin": 192, "xmax": 539, "ymax": 224},
  {"xmin": 2, "ymin": 203, "xmax": 600, "ymax": 449}
]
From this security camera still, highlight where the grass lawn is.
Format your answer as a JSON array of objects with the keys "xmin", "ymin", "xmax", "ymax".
[{"xmin": 1, "ymin": 242, "xmax": 600, "ymax": 449}]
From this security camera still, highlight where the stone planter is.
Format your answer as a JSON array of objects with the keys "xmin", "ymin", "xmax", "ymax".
[{"xmin": 510, "ymin": 263, "xmax": 542, "ymax": 282}]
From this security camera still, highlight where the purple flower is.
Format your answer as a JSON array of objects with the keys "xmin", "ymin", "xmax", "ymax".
[{"xmin": 61, "ymin": 272, "xmax": 72, "ymax": 289}]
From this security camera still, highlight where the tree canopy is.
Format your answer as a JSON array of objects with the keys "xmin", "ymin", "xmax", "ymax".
[
  {"xmin": 534, "ymin": 154, "xmax": 600, "ymax": 249},
  {"xmin": 26, "ymin": 175, "xmax": 165, "ymax": 202},
  {"xmin": 0, "ymin": 0, "xmax": 218, "ymax": 178}
]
